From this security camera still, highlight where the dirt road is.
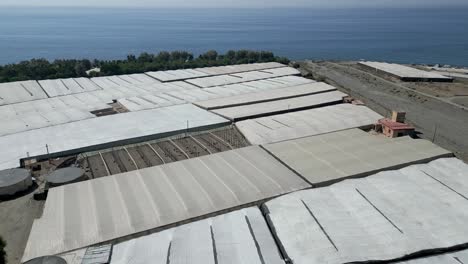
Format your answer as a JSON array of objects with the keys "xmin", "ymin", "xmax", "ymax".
[
  {"xmin": 301, "ymin": 61, "xmax": 468, "ymax": 161},
  {"xmin": 0, "ymin": 193, "xmax": 44, "ymax": 264}
]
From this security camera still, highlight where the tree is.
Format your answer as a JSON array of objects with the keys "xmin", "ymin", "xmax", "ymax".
[
  {"xmin": 0, "ymin": 50, "xmax": 286, "ymax": 83},
  {"xmin": 137, "ymin": 52, "xmax": 153, "ymax": 63},
  {"xmin": 127, "ymin": 54, "xmax": 136, "ymax": 62},
  {"xmin": 0, "ymin": 236, "xmax": 6, "ymax": 264},
  {"xmin": 199, "ymin": 50, "xmax": 218, "ymax": 61},
  {"xmin": 156, "ymin": 51, "xmax": 171, "ymax": 62}
]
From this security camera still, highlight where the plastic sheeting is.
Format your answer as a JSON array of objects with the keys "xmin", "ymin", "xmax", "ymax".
[
  {"xmin": 146, "ymin": 62, "xmax": 285, "ymax": 82},
  {"xmin": 22, "ymin": 146, "xmax": 309, "ymax": 261},
  {"xmin": 186, "ymin": 67, "xmax": 301, "ymax": 88},
  {"xmin": 0, "ymin": 104, "xmax": 228, "ymax": 170},
  {"xmin": 397, "ymin": 249, "xmax": 468, "ymax": 263},
  {"xmin": 0, "ymin": 80, "xmax": 48, "ymax": 105},
  {"xmin": 236, "ymin": 104, "xmax": 382, "ymax": 145},
  {"xmin": 264, "ymin": 128, "xmax": 452, "ymax": 186},
  {"xmin": 212, "ymin": 91, "xmax": 346, "ymax": 121},
  {"xmin": 195, "ymin": 81, "xmax": 335, "ymax": 110},
  {"xmin": 111, "ymin": 207, "xmax": 284, "ymax": 264},
  {"xmin": 264, "ymin": 158, "xmax": 468, "ymax": 264}
]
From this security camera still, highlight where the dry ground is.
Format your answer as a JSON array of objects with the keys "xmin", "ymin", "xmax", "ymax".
[
  {"xmin": 301, "ymin": 61, "xmax": 468, "ymax": 162},
  {"xmin": 0, "ymin": 192, "xmax": 44, "ymax": 264}
]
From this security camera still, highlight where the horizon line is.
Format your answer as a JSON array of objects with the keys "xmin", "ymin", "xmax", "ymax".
[{"xmin": 1, "ymin": 4, "xmax": 467, "ymax": 8}]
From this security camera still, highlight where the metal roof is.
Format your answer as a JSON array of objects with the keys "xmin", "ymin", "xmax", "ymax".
[
  {"xmin": 22, "ymin": 146, "xmax": 309, "ymax": 261},
  {"xmin": 212, "ymin": 91, "xmax": 346, "ymax": 121},
  {"xmin": 0, "ymin": 104, "xmax": 228, "ymax": 170},
  {"xmin": 236, "ymin": 104, "xmax": 382, "ymax": 145},
  {"xmin": 264, "ymin": 128, "xmax": 452, "ymax": 186},
  {"xmin": 263, "ymin": 158, "xmax": 468, "ymax": 264},
  {"xmin": 111, "ymin": 207, "xmax": 284, "ymax": 264}
]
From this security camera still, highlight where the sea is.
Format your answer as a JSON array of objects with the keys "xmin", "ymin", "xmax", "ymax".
[{"xmin": 0, "ymin": 7, "xmax": 467, "ymax": 66}]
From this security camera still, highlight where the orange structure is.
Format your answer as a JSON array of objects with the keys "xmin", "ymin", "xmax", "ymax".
[{"xmin": 378, "ymin": 111, "xmax": 415, "ymax": 138}]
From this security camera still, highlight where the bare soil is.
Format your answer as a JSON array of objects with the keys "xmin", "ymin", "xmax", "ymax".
[{"xmin": 301, "ymin": 61, "xmax": 468, "ymax": 161}]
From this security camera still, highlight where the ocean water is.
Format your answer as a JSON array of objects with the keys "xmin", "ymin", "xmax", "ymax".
[{"xmin": 0, "ymin": 7, "xmax": 467, "ymax": 66}]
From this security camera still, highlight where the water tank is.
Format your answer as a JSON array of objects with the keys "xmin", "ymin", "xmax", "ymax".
[
  {"xmin": 23, "ymin": 256, "xmax": 67, "ymax": 264},
  {"xmin": 46, "ymin": 167, "xmax": 85, "ymax": 187},
  {"xmin": 0, "ymin": 168, "xmax": 32, "ymax": 196}
]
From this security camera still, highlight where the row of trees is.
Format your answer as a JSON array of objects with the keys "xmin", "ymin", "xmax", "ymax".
[{"xmin": 0, "ymin": 50, "xmax": 289, "ymax": 83}]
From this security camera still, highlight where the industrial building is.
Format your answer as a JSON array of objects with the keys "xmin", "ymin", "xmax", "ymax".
[{"xmin": 359, "ymin": 61, "xmax": 453, "ymax": 82}]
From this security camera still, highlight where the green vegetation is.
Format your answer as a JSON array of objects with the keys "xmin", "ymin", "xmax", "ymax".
[
  {"xmin": 0, "ymin": 236, "xmax": 6, "ymax": 264},
  {"xmin": 0, "ymin": 50, "xmax": 289, "ymax": 83}
]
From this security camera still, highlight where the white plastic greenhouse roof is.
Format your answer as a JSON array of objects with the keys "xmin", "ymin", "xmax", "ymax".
[
  {"xmin": 186, "ymin": 67, "xmax": 300, "ymax": 88},
  {"xmin": 110, "ymin": 207, "xmax": 284, "ymax": 264},
  {"xmin": 38, "ymin": 78, "xmax": 102, "ymax": 97},
  {"xmin": 0, "ymin": 108, "xmax": 95, "ymax": 137},
  {"xmin": 116, "ymin": 76, "xmax": 313, "ymax": 112},
  {"xmin": 263, "ymin": 158, "xmax": 468, "ymax": 264},
  {"xmin": 397, "ymin": 249, "xmax": 468, "ymax": 263},
  {"xmin": 236, "ymin": 104, "xmax": 382, "ymax": 145},
  {"xmin": 264, "ymin": 128, "xmax": 452, "ymax": 186},
  {"xmin": 0, "ymin": 75, "xmax": 310, "ymax": 136},
  {"xmin": 359, "ymin": 61, "xmax": 452, "ymax": 80},
  {"xmin": 145, "ymin": 62, "xmax": 285, "ymax": 82},
  {"xmin": 22, "ymin": 146, "xmax": 309, "ymax": 261},
  {"xmin": 0, "ymin": 80, "xmax": 48, "ymax": 105},
  {"xmin": 0, "ymin": 104, "xmax": 228, "ymax": 170},
  {"xmin": 212, "ymin": 91, "xmax": 347, "ymax": 121},
  {"xmin": 194, "ymin": 81, "xmax": 339, "ymax": 110}
]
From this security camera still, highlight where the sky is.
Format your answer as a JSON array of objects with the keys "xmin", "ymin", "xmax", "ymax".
[{"xmin": 1, "ymin": 0, "xmax": 467, "ymax": 8}]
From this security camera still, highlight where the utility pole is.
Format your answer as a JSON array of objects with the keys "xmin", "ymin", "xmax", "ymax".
[
  {"xmin": 432, "ymin": 123, "xmax": 438, "ymax": 143},
  {"xmin": 46, "ymin": 144, "xmax": 51, "ymax": 164}
]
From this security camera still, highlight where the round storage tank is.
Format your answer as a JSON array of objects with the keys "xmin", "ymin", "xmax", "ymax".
[
  {"xmin": 23, "ymin": 256, "xmax": 67, "ymax": 264},
  {"xmin": 46, "ymin": 167, "xmax": 85, "ymax": 187},
  {"xmin": 0, "ymin": 168, "xmax": 32, "ymax": 196}
]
